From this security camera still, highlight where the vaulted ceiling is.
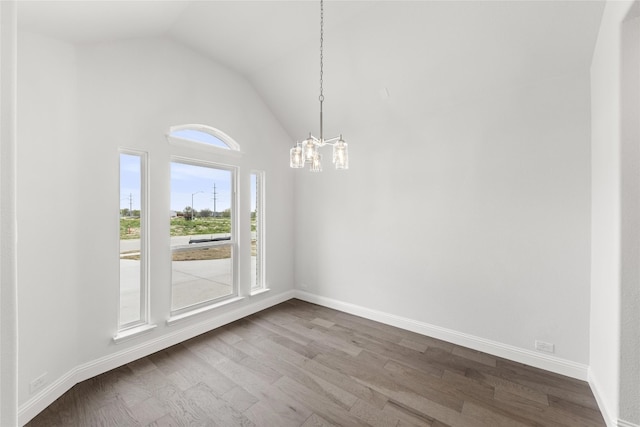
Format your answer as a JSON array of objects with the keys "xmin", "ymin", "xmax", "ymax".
[{"xmin": 18, "ymin": 0, "xmax": 605, "ymax": 142}]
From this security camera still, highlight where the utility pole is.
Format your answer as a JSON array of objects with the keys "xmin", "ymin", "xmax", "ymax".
[
  {"xmin": 191, "ymin": 191, "xmax": 203, "ymax": 220},
  {"xmin": 129, "ymin": 193, "xmax": 133, "ymax": 217},
  {"xmin": 212, "ymin": 183, "xmax": 217, "ymax": 217}
]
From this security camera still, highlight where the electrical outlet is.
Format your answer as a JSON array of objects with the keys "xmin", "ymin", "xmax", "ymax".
[
  {"xmin": 30, "ymin": 372, "xmax": 48, "ymax": 394},
  {"xmin": 535, "ymin": 340, "xmax": 555, "ymax": 353}
]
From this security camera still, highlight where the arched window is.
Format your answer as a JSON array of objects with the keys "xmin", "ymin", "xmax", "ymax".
[
  {"xmin": 167, "ymin": 124, "xmax": 240, "ymax": 152},
  {"xmin": 165, "ymin": 123, "xmax": 250, "ymax": 322}
]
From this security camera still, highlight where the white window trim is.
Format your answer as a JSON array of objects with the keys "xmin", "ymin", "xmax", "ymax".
[
  {"xmin": 166, "ymin": 296, "xmax": 246, "ymax": 325},
  {"xmin": 117, "ymin": 149, "xmax": 152, "ymax": 333},
  {"xmin": 167, "ymin": 124, "xmax": 242, "ymax": 156},
  {"xmin": 113, "ymin": 323, "xmax": 157, "ymax": 344}
]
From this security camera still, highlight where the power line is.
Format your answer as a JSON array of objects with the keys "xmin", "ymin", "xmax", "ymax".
[{"xmin": 212, "ymin": 183, "xmax": 217, "ymax": 217}]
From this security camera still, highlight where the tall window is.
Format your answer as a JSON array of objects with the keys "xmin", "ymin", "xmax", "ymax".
[
  {"xmin": 251, "ymin": 171, "xmax": 265, "ymax": 292},
  {"xmin": 170, "ymin": 160, "xmax": 236, "ymax": 314},
  {"xmin": 119, "ymin": 151, "xmax": 148, "ymax": 328}
]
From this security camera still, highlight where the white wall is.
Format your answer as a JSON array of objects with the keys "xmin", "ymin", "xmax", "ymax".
[
  {"xmin": 620, "ymin": 11, "xmax": 640, "ymax": 426},
  {"xmin": 293, "ymin": 69, "xmax": 592, "ymax": 368},
  {"xmin": 17, "ymin": 31, "xmax": 80, "ymax": 407},
  {"xmin": 247, "ymin": 2, "xmax": 596, "ymax": 374},
  {"xmin": 590, "ymin": 1, "xmax": 639, "ymax": 425},
  {"xmin": 16, "ymin": 33, "xmax": 295, "ymax": 419},
  {"xmin": 1, "ymin": 2, "xmax": 19, "ymax": 426},
  {"xmin": 73, "ymin": 36, "xmax": 294, "ymax": 366}
]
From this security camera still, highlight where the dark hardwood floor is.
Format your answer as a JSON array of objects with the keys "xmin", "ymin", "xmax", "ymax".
[{"xmin": 27, "ymin": 299, "xmax": 605, "ymax": 426}]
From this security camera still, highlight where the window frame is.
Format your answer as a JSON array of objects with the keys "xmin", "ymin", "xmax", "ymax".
[
  {"xmin": 167, "ymin": 124, "xmax": 242, "ymax": 156},
  {"xmin": 168, "ymin": 156, "xmax": 239, "ymax": 317},
  {"xmin": 117, "ymin": 149, "xmax": 151, "ymax": 334}
]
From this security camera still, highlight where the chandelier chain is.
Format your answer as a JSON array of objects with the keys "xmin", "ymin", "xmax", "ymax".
[{"xmin": 319, "ymin": 0, "xmax": 324, "ymax": 104}]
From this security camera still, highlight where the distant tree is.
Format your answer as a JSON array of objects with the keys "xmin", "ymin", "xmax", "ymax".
[
  {"xmin": 222, "ymin": 208, "xmax": 231, "ymax": 218},
  {"xmin": 132, "ymin": 210, "xmax": 141, "ymax": 217},
  {"xmin": 183, "ymin": 206, "xmax": 194, "ymax": 220},
  {"xmin": 120, "ymin": 208, "xmax": 131, "ymax": 217},
  {"xmin": 198, "ymin": 208, "xmax": 213, "ymax": 218}
]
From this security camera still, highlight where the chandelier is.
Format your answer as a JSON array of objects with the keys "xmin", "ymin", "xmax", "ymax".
[{"xmin": 290, "ymin": 0, "xmax": 348, "ymax": 172}]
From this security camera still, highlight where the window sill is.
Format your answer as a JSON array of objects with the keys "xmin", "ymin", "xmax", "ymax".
[
  {"xmin": 250, "ymin": 288, "xmax": 270, "ymax": 297},
  {"xmin": 166, "ymin": 296, "xmax": 245, "ymax": 325},
  {"xmin": 113, "ymin": 323, "xmax": 157, "ymax": 344}
]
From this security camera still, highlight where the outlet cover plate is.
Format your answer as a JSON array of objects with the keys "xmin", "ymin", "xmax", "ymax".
[
  {"xmin": 30, "ymin": 372, "xmax": 47, "ymax": 394},
  {"xmin": 535, "ymin": 340, "xmax": 555, "ymax": 353}
]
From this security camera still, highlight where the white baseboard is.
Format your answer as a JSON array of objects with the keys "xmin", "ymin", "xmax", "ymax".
[
  {"xmin": 588, "ymin": 366, "xmax": 639, "ymax": 427},
  {"xmin": 588, "ymin": 368, "xmax": 617, "ymax": 427},
  {"xmin": 18, "ymin": 290, "xmax": 294, "ymax": 426},
  {"xmin": 294, "ymin": 290, "xmax": 589, "ymax": 381}
]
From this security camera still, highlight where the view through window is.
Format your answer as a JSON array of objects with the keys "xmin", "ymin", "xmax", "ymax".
[
  {"xmin": 251, "ymin": 172, "xmax": 264, "ymax": 291},
  {"xmin": 170, "ymin": 161, "xmax": 235, "ymax": 312},
  {"xmin": 119, "ymin": 151, "xmax": 146, "ymax": 327}
]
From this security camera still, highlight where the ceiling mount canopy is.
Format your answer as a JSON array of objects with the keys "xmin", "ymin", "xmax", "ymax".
[{"xmin": 290, "ymin": 0, "xmax": 348, "ymax": 172}]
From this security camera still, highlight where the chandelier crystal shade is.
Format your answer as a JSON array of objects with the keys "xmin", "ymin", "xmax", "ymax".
[{"xmin": 289, "ymin": 0, "xmax": 348, "ymax": 172}]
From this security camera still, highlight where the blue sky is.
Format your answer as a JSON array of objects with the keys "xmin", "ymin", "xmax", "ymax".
[
  {"xmin": 120, "ymin": 153, "xmax": 142, "ymax": 211},
  {"xmin": 170, "ymin": 162, "xmax": 232, "ymax": 213},
  {"xmin": 121, "ymin": 129, "xmax": 257, "ymax": 214},
  {"xmin": 120, "ymin": 155, "xmax": 257, "ymax": 214}
]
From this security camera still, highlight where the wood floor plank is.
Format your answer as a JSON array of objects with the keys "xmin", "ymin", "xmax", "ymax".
[
  {"xmin": 331, "ymin": 310, "xmax": 455, "ymax": 353},
  {"xmin": 128, "ymin": 396, "xmax": 170, "ymax": 426},
  {"xmin": 300, "ymin": 413, "xmax": 341, "ymax": 427},
  {"xmin": 233, "ymin": 338, "xmax": 360, "ymax": 411},
  {"xmin": 327, "ymin": 324, "xmax": 445, "ymax": 378},
  {"xmin": 147, "ymin": 412, "xmax": 181, "ymax": 426},
  {"xmin": 247, "ymin": 315, "xmax": 315, "ymax": 347},
  {"xmin": 26, "ymin": 300, "xmax": 605, "ymax": 427},
  {"xmin": 279, "ymin": 318, "xmax": 364, "ymax": 357},
  {"xmin": 466, "ymin": 366, "xmax": 600, "ymax": 412},
  {"xmin": 491, "ymin": 388, "xmax": 606, "ymax": 427},
  {"xmin": 398, "ymin": 337, "xmax": 429, "ymax": 353},
  {"xmin": 147, "ymin": 381, "xmax": 212, "ymax": 427},
  {"xmin": 274, "ymin": 375, "xmax": 370, "ymax": 427},
  {"xmin": 459, "ymin": 372, "xmax": 606, "ymax": 427},
  {"xmin": 183, "ymin": 382, "xmax": 255, "ymax": 426},
  {"xmin": 451, "ymin": 347, "xmax": 497, "ymax": 368},
  {"xmin": 385, "ymin": 361, "xmax": 494, "ymax": 406},
  {"xmin": 349, "ymin": 399, "xmax": 401, "ymax": 427},
  {"xmin": 547, "ymin": 394, "xmax": 605, "ymax": 421},
  {"xmin": 311, "ymin": 317, "xmax": 336, "ymax": 329},
  {"xmin": 303, "ymin": 357, "xmax": 390, "ymax": 410},
  {"xmin": 381, "ymin": 399, "xmax": 435, "ymax": 427},
  {"xmin": 315, "ymin": 350, "xmax": 463, "ymax": 413},
  {"xmin": 221, "ymin": 386, "xmax": 259, "ymax": 413},
  {"xmin": 461, "ymin": 400, "xmax": 534, "ymax": 427},
  {"xmin": 209, "ymin": 351, "xmax": 314, "ymax": 426}
]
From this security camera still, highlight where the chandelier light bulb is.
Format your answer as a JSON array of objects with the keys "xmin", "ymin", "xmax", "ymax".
[
  {"xmin": 290, "ymin": 144, "xmax": 304, "ymax": 168},
  {"xmin": 304, "ymin": 138, "xmax": 317, "ymax": 163},
  {"xmin": 310, "ymin": 152, "xmax": 323, "ymax": 172},
  {"xmin": 333, "ymin": 138, "xmax": 348, "ymax": 170}
]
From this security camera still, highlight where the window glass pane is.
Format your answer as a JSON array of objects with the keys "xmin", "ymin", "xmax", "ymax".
[
  {"xmin": 119, "ymin": 153, "xmax": 143, "ymax": 326},
  {"xmin": 172, "ymin": 245, "xmax": 233, "ymax": 309},
  {"xmin": 250, "ymin": 172, "xmax": 263, "ymax": 290},
  {"xmin": 170, "ymin": 162, "xmax": 234, "ymax": 311},
  {"xmin": 170, "ymin": 129, "xmax": 230, "ymax": 150}
]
